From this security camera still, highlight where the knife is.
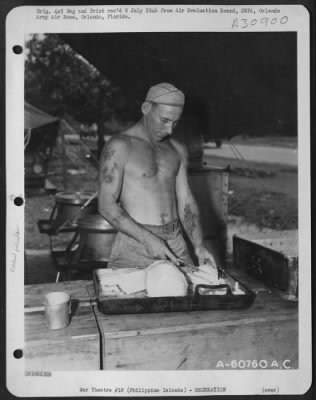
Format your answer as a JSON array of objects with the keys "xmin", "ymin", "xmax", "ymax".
[
  {"xmin": 217, "ymin": 265, "xmax": 226, "ymax": 280},
  {"xmin": 174, "ymin": 257, "xmax": 196, "ymax": 296},
  {"xmin": 175, "ymin": 257, "xmax": 197, "ymax": 271}
]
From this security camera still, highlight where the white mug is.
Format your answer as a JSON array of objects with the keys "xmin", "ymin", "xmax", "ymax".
[{"xmin": 44, "ymin": 292, "xmax": 71, "ymax": 330}]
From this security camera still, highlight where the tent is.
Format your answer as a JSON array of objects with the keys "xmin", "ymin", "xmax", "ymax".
[{"xmin": 24, "ymin": 102, "xmax": 60, "ymax": 187}]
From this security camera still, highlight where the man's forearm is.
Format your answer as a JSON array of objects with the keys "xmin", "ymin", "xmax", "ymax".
[
  {"xmin": 99, "ymin": 200, "xmax": 150, "ymax": 244},
  {"xmin": 180, "ymin": 200, "xmax": 204, "ymax": 249}
]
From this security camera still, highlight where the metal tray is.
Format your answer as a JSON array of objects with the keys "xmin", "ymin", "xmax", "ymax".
[{"xmin": 93, "ymin": 268, "xmax": 256, "ymax": 315}]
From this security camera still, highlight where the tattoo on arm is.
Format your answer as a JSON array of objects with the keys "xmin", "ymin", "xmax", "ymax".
[
  {"xmin": 184, "ymin": 204, "xmax": 197, "ymax": 240},
  {"xmin": 160, "ymin": 212, "xmax": 169, "ymax": 225},
  {"xmin": 100, "ymin": 162, "xmax": 118, "ymax": 184},
  {"xmin": 101, "ymin": 146, "xmax": 115, "ymax": 162},
  {"xmin": 110, "ymin": 210, "xmax": 129, "ymax": 228}
]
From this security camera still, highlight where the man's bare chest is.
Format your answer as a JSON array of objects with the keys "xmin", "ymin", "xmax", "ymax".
[{"xmin": 127, "ymin": 142, "xmax": 180, "ymax": 179}]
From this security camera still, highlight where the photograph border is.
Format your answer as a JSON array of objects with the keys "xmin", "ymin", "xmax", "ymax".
[{"xmin": 1, "ymin": 0, "xmax": 315, "ymax": 398}]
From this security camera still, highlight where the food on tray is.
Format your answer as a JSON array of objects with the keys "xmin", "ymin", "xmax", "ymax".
[
  {"xmin": 96, "ymin": 268, "xmax": 146, "ymax": 295},
  {"xmin": 95, "ymin": 262, "xmax": 243, "ymax": 298},
  {"xmin": 187, "ymin": 264, "xmax": 225, "ymax": 287},
  {"xmin": 146, "ymin": 260, "xmax": 188, "ymax": 297},
  {"xmin": 186, "ymin": 264, "xmax": 227, "ymax": 295}
]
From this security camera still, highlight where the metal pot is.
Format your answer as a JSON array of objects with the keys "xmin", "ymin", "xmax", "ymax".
[
  {"xmin": 52, "ymin": 191, "xmax": 98, "ymax": 230},
  {"xmin": 74, "ymin": 214, "xmax": 117, "ymax": 262}
]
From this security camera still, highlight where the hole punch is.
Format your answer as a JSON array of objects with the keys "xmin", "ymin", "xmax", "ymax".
[
  {"xmin": 13, "ymin": 349, "xmax": 23, "ymax": 359},
  {"xmin": 14, "ymin": 197, "xmax": 24, "ymax": 206},
  {"xmin": 12, "ymin": 45, "xmax": 23, "ymax": 54}
]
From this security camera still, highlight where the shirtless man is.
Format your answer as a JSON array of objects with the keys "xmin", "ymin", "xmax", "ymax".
[{"xmin": 98, "ymin": 83, "xmax": 217, "ymax": 271}]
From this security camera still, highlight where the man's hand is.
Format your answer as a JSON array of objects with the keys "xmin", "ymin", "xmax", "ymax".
[
  {"xmin": 143, "ymin": 232, "xmax": 180, "ymax": 265},
  {"xmin": 195, "ymin": 245, "xmax": 217, "ymax": 271}
]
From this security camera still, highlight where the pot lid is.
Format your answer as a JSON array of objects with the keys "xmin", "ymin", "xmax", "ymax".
[
  {"xmin": 77, "ymin": 214, "xmax": 114, "ymax": 231},
  {"xmin": 55, "ymin": 191, "xmax": 97, "ymax": 205}
]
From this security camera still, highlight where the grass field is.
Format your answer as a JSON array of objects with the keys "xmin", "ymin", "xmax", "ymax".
[{"xmin": 204, "ymin": 154, "xmax": 297, "ymax": 231}]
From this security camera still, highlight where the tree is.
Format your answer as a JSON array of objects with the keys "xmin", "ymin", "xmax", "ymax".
[{"xmin": 25, "ymin": 34, "xmax": 125, "ymax": 155}]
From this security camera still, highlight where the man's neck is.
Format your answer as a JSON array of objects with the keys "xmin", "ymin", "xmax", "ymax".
[{"xmin": 135, "ymin": 118, "xmax": 156, "ymax": 146}]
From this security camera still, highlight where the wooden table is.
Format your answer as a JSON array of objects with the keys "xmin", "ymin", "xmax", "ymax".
[
  {"xmin": 24, "ymin": 271, "xmax": 298, "ymax": 371},
  {"xmin": 24, "ymin": 280, "xmax": 96, "ymax": 312},
  {"xmin": 95, "ymin": 270, "xmax": 298, "ymax": 370},
  {"xmin": 24, "ymin": 280, "xmax": 100, "ymax": 371}
]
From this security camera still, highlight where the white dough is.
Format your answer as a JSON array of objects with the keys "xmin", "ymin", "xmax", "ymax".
[
  {"xmin": 146, "ymin": 260, "xmax": 188, "ymax": 297},
  {"xmin": 187, "ymin": 264, "xmax": 224, "ymax": 287},
  {"xmin": 96, "ymin": 268, "xmax": 146, "ymax": 294}
]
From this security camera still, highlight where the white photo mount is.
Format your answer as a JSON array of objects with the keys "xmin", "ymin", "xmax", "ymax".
[{"xmin": 6, "ymin": 3, "xmax": 311, "ymax": 397}]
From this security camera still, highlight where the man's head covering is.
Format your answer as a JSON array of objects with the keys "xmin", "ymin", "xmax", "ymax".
[{"xmin": 145, "ymin": 83, "xmax": 185, "ymax": 107}]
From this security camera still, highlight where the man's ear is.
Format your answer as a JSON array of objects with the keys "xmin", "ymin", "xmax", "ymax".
[{"xmin": 141, "ymin": 101, "xmax": 152, "ymax": 116}]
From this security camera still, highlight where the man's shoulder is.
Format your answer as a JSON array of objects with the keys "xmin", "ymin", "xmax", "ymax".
[
  {"xmin": 106, "ymin": 133, "xmax": 132, "ymax": 150},
  {"xmin": 170, "ymin": 138, "xmax": 188, "ymax": 158},
  {"xmin": 101, "ymin": 134, "xmax": 131, "ymax": 162}
]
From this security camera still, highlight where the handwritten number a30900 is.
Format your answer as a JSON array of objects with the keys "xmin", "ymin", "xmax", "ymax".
[{"xmin": 232, "ymin": 16, "xmax": 288, "ymax": 29}]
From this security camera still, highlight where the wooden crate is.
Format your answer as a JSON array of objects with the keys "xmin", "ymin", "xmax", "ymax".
[
  {"xmin": 188, "ymin": 167, "xmax": 228, "ymax": 264},
  {"xmin": 233, "ymin": 231, "xmax": 298, "ymax": 300}
]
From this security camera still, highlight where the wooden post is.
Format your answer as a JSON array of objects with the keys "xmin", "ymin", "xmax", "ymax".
[
  {"xmin": 61, "ymin": 121, "xmax": 67, "ymax": 189},
  {"xmin": 97, "ymin": 118, "xmax": 105, "ymax": 160}
]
